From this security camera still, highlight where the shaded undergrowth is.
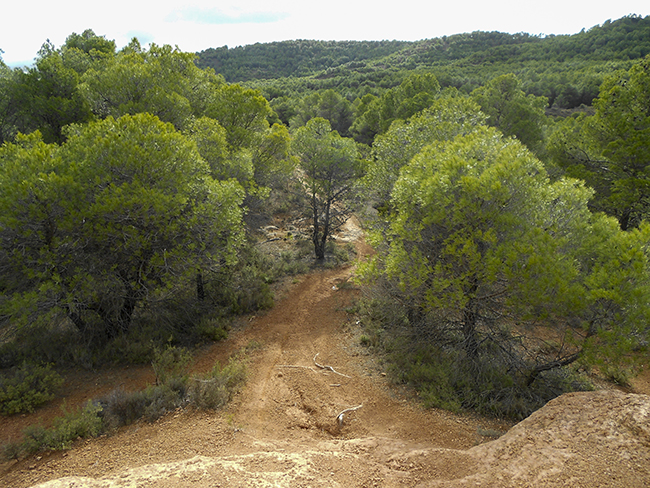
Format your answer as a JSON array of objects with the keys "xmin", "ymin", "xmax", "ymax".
[
  {"xmin": 354, "ymin": 296, "xmax": 594, "ymax": 420},
  {"xmin": 1, "ymin": 344, "xmax": 253, "ymax": 461}
]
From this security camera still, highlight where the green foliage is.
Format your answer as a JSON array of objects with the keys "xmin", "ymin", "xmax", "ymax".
[
  {"xmin": 216, "ymin": 15, "xmax": 650, "ymax": 118},
  {"xmin": 206, "ymin": 245, "xmax": 276, "ymax": 315},
  {"xmin": 62, "ymin": 29, "xmax": 116, "ymax": 65},
  {"xmin": 188, "ymin": 357, "xmax": 248, "ymax": 410},
  {"xmin": 359, "ymin": 125, "xmax": 650, "ymax": 406},
  {"xmin": 0, "ymin": 362, "xmax": 64, "ymax": 415},
  {"xmin": 183, "ymin": 117, "xmax": 236, "ymax": 180},
  {"xmin": 42, "ymin": 401, "xmax": 104, "ymax": 450},
  {"xmin": 79, "ymin": 42, "xmax": 218, "ymax": 130},
  {"xmin": 351, "ymin": 73, "xmax": 441, "ymax": 143},
  {"xmin": 0, "ymin": 323, "xmax": 85, "ymax": 369},
  {"xmin": 204, "ymin": 83, "xmax": 272, "ymax": 150},
  {"xmin": 251, "ymin": 123, "xmax": 294, "ymax": 190},
  {"xmin": 290, "ymin": 89, "xmax": 354, "ymax": 136},
  {"xmin": 6, "ymin": 401, "xmax": 103, "ymax": 458},
  {"xmin": 2, "ymin": 41, "xmax": 94, "ymax": 144},
  {"xmin": 196, "ymin": 317, "xmax": 230, "ymax": 343},
  {"xmin": 358, "ymin": 299, "xmax": 594, "ymax": 419},
  {"xmin": 365, "ymin": 95, "xmax": 486, "ymax": 206},
  {"xmin": 292, "ymin": 118, "xmax": 363, "ymax": 259},
  {"xmin": 196, "ymin": 40, "xmax": 411, "ymax": 82},
  {"xmin": 151, "ymin": 345, "xmax": 192, "ymax": 386},
  {"xmin": 470, "ymin": 74, "xmax": 548, "ymax": 152},
  {"xmin": 551, "ymin": 55, "xmax": 650, "ymax": 229},
  {"xmin": 0, "ymin": 113, "xmax": 246, "ymax": 342}
]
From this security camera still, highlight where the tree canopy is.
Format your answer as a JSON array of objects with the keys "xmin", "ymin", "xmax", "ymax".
[
  {"xmin": 360, "ymin": 126, "xmax": 650, "ymax": 412},
  {"xmin": 291, "ymin": 118, "xmax": 363, "ymax": 259},
  {"xmin": 549, "ymin": 54, "xmax": 650, "ymax": 229},
  {"xmin": 0, "ymin": 114, "xmax": 245, "ymax": 340}
]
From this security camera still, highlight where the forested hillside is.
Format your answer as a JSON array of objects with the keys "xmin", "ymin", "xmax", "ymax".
[
  {"xmin": 196, "ymin": 40, "xmax": 411, "ymax": 81},
  {"xmin": 197, "ymin": 14, "xmax": 650, "ymax": 109},
  {"xmin": 197, "ymin": 15, "xmax": 650, "ymax": 80},
  {"xmin": 1, "ymin": 15, "xmax": 650, "ymax": 454}
]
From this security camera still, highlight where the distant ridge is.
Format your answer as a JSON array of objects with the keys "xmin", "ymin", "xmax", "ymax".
[{"xmin": 196, "ymin": 14, "xmax": 650, "ymax": 83}]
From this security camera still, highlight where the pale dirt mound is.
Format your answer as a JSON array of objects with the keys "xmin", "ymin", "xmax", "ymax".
[
  {"xmin": 3, "ymin": 217, "xmax": 650, "ymax": 487},
  {"xmin": 457, "ymin": 390, "xmax": 650, "ymax": 487}
]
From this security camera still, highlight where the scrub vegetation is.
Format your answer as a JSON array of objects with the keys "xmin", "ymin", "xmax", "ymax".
[{"xmin": 1, "ymin": 14, "xmax": 649, "ymax": 442}]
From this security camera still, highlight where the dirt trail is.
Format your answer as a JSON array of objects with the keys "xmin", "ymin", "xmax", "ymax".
[{"xmin": 2, "ymin": 218, "xmax": 650, "ymax": 487}]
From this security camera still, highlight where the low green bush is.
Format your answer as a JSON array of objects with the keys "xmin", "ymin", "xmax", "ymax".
[
  {"xmin": 357, "ymin": 296, "xmax": 594, "ymax": 420},
  {"xmin": 151, "ymin": 345, "xmax": 192, "ymax": 386},
  {"xmin": 196, "ymin": 316, "xmax": 229, "ymax": 342},
  {"xmin": 0, "ymin": 325, "xmax": 80, "ymax": 369},
  {"xmin": 189, "ymin": 357, "xmax": 247, "ymax": 410},
  {"xmin": 6, "ymin": 401, "xmax": 103, "ymax": 458},
  {"xmin": 1, "ymin": 348, "xmax": 252, "ymax": 460},
  {"xmin": 0, "ymin": 362, "xmax": 64, "ymax": 415},
  {"xmin": 42, "ymin": 402, "xmax": 104, "ymax": 450}
]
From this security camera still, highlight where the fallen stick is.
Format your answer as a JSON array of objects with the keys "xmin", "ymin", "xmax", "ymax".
[
  {"xmin": 276, "ymin": 365, "xmax": 318, "ymax": 373},
  {"xmin": 313, "ymin": 353, "xmax": 351, "ymax": 378},
  {"xmin": 336, "ymin": 404, "xmax": 363, "ymax": 427}
]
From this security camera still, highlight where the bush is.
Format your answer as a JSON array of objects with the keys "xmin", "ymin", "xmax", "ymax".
[
  {"xmin": 271, "ymin": 249, "xmax": 311, "ymax": 278},
  {"xmin": 44, "ymin": 402, "xmax": 104, "ymax": 450},
  {"xmin": 196, "ymin": 316, "xmax": 229, "ymax": 342},
  {"xmin": 211, "ymin": 261, "xmax": 275, "ymax": 315},
  {"xmin": 142, "ymin": 384, "xmax": 185, "ymax": 422},
  {"xmin": 325, "ymin": 241, "xmax": 354, "ymax": 266},
  {"xmin": 99, "ymin": 388, "xmax": 149, "ymax": 430},
  {"xmin": 0, "ymin": 362, "xmax": 64, "ymax": 415},
  {"xmin": 189, "ymin": 357, "xmax": 247, "ymax": 410},
  {"xmin": 1, "ymin": 350, "xmax": 252, "ymax": 460},
  {"xmin": 5, "ymin": 401, "xmax": 103, "ymax": 458},
  {"xmin": 357, "ymin": 296, "xmax": 593, "ymax": 420},
  {"xmin": 0, "ymin": 324, "xmax": 82, "ymax": 369},
  {"xmin": 151, "ymin": 345, "xmax": 192, "ymax": 386}
]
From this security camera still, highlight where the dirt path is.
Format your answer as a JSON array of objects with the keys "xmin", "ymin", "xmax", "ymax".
[{"xmin": 2, "ymin": 218, "xmax": 650, "ymax": 487}]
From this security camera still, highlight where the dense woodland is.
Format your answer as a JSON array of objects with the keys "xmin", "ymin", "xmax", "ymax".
[
  {"xmin": 1, "ymin": 14, "xmax": 650, "ymax": 431},
  {"xmin": 197, "ymin": 14, "xmax": 650, "ymax": 109}
]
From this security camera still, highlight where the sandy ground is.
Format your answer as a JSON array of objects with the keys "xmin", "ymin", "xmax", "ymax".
[{"xmin": 1, "ymin": 218, "xmax": 650, "ymax": 487}]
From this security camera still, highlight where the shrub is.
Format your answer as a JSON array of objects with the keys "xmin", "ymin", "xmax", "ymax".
[
  {"xmin": 271, "ymin": 249, "xmax": 310, "ymax": 278},
  {"xmin": 357, "ymin": 296, "xmax": 594, "ymax": 420},
  {"xmin": 189, "ymin": 357, "xmax": 247, "ymax": 410},
  {"xmin": 142, "ymin": 384, "xmax": 185, "ymax": 422},
  {"xmin": 44, "ymin": 401, "xmax": 104, "ymax": 450},
  {"xmin": 2, "ymin": 439, "xmax": 23, "ymax": 460},
  {"xmin": 1, "ymin": 351, "xmax": 253, "ymax": 460},
  {"xmin": 151, "ymin": 345, "xmax": 192, "ymax": 386},
  {"xmin": 5, "ymin": 401, "xmax": 103, "ymax": 458},
  {"xmin": 325, "ymin": 240, "xmax": 354, "ymax": 265},
  {"xmin": 0, "ymin": 362, "xmax": 64, "ymax": 415},
  {"xmin": 196, "ymin": 316, "xmax": 229, "ymax": 342},
  {"xmin": 0, "ymin": 324, "xmax": 81, "ymax": 369},
  {"xmin": 99, "ymin": 387, "xmax": 149, "ymax": 430}
]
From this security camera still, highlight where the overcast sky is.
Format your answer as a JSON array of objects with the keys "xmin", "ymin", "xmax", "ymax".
[{"xmin": 2, "ymin": 1, "xmax": 649, "ymax": 67}]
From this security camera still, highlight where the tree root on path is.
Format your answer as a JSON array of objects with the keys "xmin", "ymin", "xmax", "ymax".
[
  {"xmin": 276, "ymin": 353, "xmax": 351, "ymax": 379},
  {"xmin": 337, "ymin": 404, "xmax": 363, "ymax": 427},
  {"xmin": 313, "ymin": 353, "xmax": 351, "ymax": 378}
]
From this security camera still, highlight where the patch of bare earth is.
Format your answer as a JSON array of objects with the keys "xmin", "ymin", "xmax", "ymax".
[{"xmin": 2, "ymin": 217, "xmax": 650, "ymax": 487}]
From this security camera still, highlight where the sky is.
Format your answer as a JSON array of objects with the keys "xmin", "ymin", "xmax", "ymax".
[{"xmin": 1, "ymin": 1, "xmax": 649, "ymax": 67}]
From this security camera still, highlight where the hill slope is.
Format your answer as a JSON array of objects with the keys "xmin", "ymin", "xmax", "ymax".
[
  {"xmin": 2, "ymin": 220, "xmax": 650, "ymax": 487},
  {"xmin": 196, "ymin": 14, "xmax": 650, "ymax": 108},
  {"xmin": 196, "ymin": 15, "xmax": 650, "ymax": 82}
]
